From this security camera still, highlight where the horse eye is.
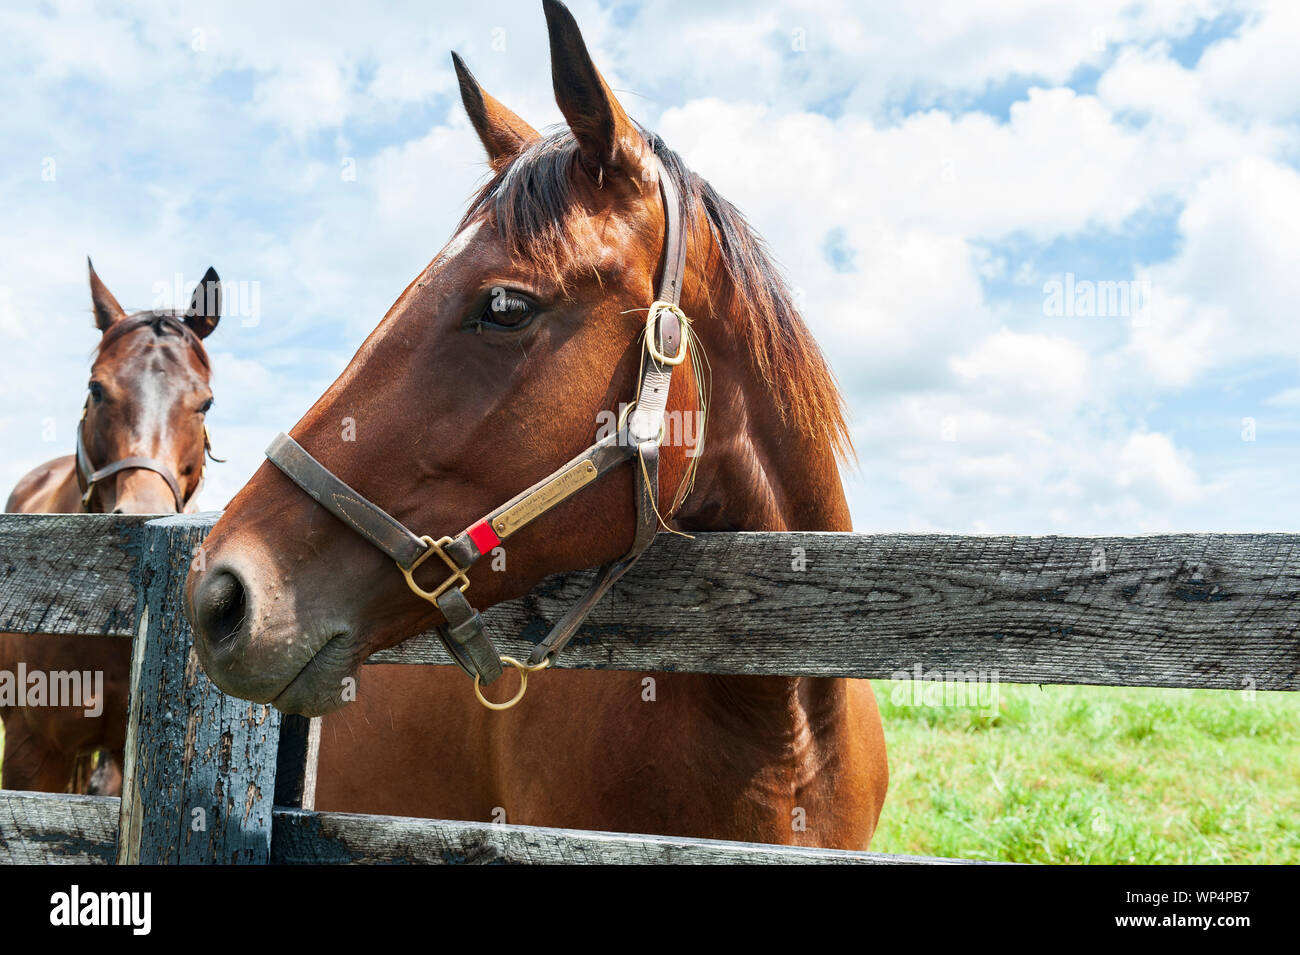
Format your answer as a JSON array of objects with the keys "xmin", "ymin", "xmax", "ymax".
[
  {"xmin": 199, "ymin": 397, "xmax": 214, "ymax": 414},
  {"xmin": 88, "ymin": 381, "xmax": 104, "ymax": 403},
  {"xmin": 477, "ymin": 291, "xmax": 536, "ymax": 331}
]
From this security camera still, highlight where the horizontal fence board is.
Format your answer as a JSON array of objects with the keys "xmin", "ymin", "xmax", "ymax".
[
  {"xmin": 0, "ymin": 513, "xmax": 151, "ymax": 637},
  {"xmin": 270, "ymin": 808, "xmax": 981, "ymax": 865},
  {"xmin": 4, "ymin": 516, "xmax": 1298, "ymax": 690},
  {"xmin": 373, "ymin": 532, "xmax": 1300, "ymax": 691},
  {"xmin": 0, "ymin": 791, "xmax": 118, "ymax": 864}
]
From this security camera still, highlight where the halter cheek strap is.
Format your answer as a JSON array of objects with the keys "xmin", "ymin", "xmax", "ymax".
[{"xmin": 264, "ymin": 155, "xmax": 690, "ymax": 702}]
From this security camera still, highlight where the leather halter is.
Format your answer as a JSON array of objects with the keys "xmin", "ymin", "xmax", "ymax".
[
  {"xmin": 265, "ymin": 154, "xmax": 690, "ymax": 702},
  {"xmin": 76, "ymin": 405, "xmax": 215, "ymax": 512}
]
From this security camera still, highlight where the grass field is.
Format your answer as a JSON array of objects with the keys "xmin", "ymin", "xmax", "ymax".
[
  {"xmin": 868, "ymin": 680, "xmax": 1300, "ymax": 864},
  {"xmin": 3, "ymin": 681, "xmax": 1296, "ymax": 863}
]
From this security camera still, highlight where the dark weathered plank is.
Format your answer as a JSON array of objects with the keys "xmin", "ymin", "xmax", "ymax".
[
  {"xmin": 371, "ymin": 532, "xmax": 1300, "ymax": 691},
  {"xmin": 270, "ymin": 809, "xmax": 984, "ymax": 865},
  {"xmin": 5, "ymin": 514, "xmax": 1298, "ymax": 689},
  {"xmin": 116, "ymin": 515, "xmax": 283, "ymax": 864},
  {"xmin": 274, "ymin": 715, "xmax": 322, "ymax": 810},
  {"xmin": 0, "ymin": 791, "xmax": 118, "ymax": 864},
  {"xmin": 0, "ymin": 513, "xmax": 150, "ymax": 637}
]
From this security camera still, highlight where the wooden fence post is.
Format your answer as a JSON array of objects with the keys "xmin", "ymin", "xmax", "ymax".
[{"xmin": 116, "ymin": 513, "xmax": 283, "ymax": 864}]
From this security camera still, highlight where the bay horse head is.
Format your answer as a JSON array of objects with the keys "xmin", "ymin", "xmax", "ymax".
[
  {"xmin": 81, "ymin": 259, "xmax": 221, "ymax": 513},
  {"xmin": 187, "ymin": 0, "xmax": 849, "ymax": 715}
]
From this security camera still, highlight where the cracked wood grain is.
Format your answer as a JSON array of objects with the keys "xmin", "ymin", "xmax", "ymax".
[{"xmin": 115, "ymin": 515, "xmax": 282, "ymax": 864}]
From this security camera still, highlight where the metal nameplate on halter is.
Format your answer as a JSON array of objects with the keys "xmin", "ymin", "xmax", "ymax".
[{"xmin": 493, "ymin": 459, "xmax": 598, "ymax": 539}]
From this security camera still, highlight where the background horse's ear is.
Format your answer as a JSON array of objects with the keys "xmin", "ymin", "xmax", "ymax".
[
  {"xmin": 452, "ymin": 52, "xmax": 538, "ymax": 171},
  {"xmin": 185, "ymin": 266, "xmax": 221, "ymax": 339},
  {"xmin": 543, "ymin": 0, "xmax": 653, "ymax": 188},
  {"xmin": 87, "ymin": 257, "xmax": 126, "ymax": 331}
]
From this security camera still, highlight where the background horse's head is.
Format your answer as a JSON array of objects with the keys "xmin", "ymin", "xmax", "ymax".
[
  {"xmin": 81, "ymin": 260, "xmax": 220, "ymax": 513},
  {"xmin": 187, "ymin": 0, "xmax": 847, "ymax": 715}
]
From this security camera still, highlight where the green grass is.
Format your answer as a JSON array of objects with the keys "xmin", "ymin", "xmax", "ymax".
[
  {"xmin": 869, "ymin": 680, "xmax": 1300, "ymax": 864},
  {"xmin": 4, "ymin": 682, "xmax": 1295, "ymax": 863}
]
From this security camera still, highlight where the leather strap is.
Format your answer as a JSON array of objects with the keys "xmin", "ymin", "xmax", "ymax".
[
  {"xmin": 265, "ymin": 432, "xmax": 429, "ymax": 569},
  {"xmin": 76, "ymin": 413, "xmax": 189, "ymax": 513}
]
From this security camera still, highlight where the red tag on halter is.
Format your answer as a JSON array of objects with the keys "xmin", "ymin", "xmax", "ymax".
[{"xmin": 467, "ymin": 519, "xmax": 501, "ymax": 556}]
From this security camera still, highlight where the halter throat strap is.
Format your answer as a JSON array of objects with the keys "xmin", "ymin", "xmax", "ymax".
[{"xmin": 264, "ymin": 154, "xmax": 690, "ymax": 693}]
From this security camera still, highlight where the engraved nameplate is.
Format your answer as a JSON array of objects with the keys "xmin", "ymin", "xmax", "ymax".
[{"xmin": 493, "ymin": 459, "xmax": 598, "ymax": 538}]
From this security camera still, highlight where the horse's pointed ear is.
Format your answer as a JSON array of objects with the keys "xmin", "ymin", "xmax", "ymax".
[
  {"xmin": 87, "ymin": 257, "xmax": 126, "ymax": 332},
  {"xmin": 186, "ymin": 267, "xmax": 221, "ymax": 339},
  {"xmin": 544, "ymin": 0, "xmax": 652, "ymax": 187},
  {"xmin": 452, "ymin": 52, "xmax": 538, "ymax": 171}
]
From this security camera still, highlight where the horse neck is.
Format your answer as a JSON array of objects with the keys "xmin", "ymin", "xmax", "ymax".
[
  {"xmin": 669, "ymin": 257, "xmax": 853, "ymax": 726},
  {"xmin": 672, "ymin": 274, "xmax": 852, "ymax": 536}
]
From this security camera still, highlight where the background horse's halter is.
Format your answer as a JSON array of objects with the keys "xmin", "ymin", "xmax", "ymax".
[
  {"xmin": 76, "ymin": 313, "xmax": 219, "ymax": 513},
  {"xmin": 265, "ymin": 155, "xmax": 690, "ymax": 709}
]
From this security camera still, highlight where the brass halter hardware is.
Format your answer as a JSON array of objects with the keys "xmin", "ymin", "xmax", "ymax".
[
  {"xmin": 400, "ymin": 535, "xmax": 471, "ymax": 603},
  {"xmin": 646, "ymin": 301, "xmax": 689, "ymax": 365},
  {"xmin": 474, "ymin": 656, "xmax": 551, "ymax": 711}
]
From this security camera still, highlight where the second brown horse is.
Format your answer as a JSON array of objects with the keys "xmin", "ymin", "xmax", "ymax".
[{"xmin": 1, "ymin": 261, "xmax": 220, "ymax": 795}]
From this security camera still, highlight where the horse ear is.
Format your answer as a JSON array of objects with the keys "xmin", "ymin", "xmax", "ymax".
[
  {"xmin": 186, "ymin": 267, "xmax": 221, "ymax": 339},
  {"xmin": 87, "ymin": 257, "xmax": 126, "ymax": 331},
  {"xmin": 543, "ymin": 0, "xmax": 652, "ymax": 187},
  {"xmin": 452, "ymin": 52, "xmax": 538, "ymax": 171}
]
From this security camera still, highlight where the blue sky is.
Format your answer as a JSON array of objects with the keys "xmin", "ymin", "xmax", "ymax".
[{"xmin": 2, "ymin": 0, "xmax": 1298, "ymax": 534}]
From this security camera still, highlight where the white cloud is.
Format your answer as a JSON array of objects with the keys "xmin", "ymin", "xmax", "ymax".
[
  {"xmin": 2, "ymin": 0, "xmax": 1298, "ymax": 538},
  {"xmin": 1131, "ymin": 155, "xmax": 1300, "ymax": 383},
  {"xmin": 951, "ymin": 330, "xmax": 1091, "ymax": 410}
]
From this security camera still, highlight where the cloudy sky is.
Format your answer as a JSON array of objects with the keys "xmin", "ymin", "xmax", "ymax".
[{"xmin": 1, "ymin": 0, "xmax": 1296, "ymax": 534}]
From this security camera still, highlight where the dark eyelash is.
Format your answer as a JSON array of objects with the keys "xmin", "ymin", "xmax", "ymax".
[
  {"xmin": 469, "ymin": 291, "xmax": 537, "ymax": 334},
  {"xmin": 492, "ymin": 295, "xmax": 530, "ymax": 313}
]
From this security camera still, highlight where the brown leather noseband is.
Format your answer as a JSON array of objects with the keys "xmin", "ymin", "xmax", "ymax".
[
  {"xmin": 77, "ymin": 313, "xmax": 217, "ymax": 513},
  {"xmin": 265, "ymin": 155, "xmax": 691, "ymax": 705}
]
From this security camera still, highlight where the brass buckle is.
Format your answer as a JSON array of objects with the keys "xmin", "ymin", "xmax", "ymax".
[
  {"xmin": 646, "ymin": 301, "xmax": 688, "ymax": 366},
  {"xmin": 400, "ymin": 535, "xmax": 470, "ymax": 604}
]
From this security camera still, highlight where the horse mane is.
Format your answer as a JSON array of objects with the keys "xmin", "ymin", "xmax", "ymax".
[
  {"xmin": 94, "ymin": 311, "xmax": 211, "ymax": 371},
  {"xmin": 459, "ymin": 129, "xmax": 852, "ymax": 462}
]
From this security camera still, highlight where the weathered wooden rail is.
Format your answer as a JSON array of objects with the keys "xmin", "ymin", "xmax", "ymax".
[{"xmin": 1, "ymin": 512, "xmax": 1297, "ymax": 864}]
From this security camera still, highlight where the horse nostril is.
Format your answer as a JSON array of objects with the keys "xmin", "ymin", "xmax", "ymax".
[
  {"xmin": 112, "ymin": 508, "xmax": 124, "ymax": 515},
  {"xmin": 197, "ymin": 568, "xmax": 248, "ymax": 653}
]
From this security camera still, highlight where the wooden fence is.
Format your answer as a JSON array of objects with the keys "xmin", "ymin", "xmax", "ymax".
[{"xmin": 1, "ymin": 512, "xmax": 1296, "ymax": 864}]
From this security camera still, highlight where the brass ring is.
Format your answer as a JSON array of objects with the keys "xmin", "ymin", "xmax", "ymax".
[{"xmin": 474, "ymin": 656, "xmax": 550, "ymax": 711}]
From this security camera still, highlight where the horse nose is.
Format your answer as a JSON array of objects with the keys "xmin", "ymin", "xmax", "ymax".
[{"xmin": 190, "ymin": 564, "xmax": 249, "ymax": 658}]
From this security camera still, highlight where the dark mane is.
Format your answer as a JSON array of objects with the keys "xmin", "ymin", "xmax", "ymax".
[
  {"xmin": 94, "ymin": 311, "xmax": 211, "ymax": 371},
  {"xmin": 459, "ymin": 130, "xmax": 851, "ymax": 461}
]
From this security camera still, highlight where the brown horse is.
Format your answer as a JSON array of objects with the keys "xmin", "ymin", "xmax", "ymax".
[
  {"xmin": 1, "ymin": 260, "xmax": 221, "ymax": 796},
  {"xmin": 187, "ymin": 0, "xmax": 886, "ymax": 849}
]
